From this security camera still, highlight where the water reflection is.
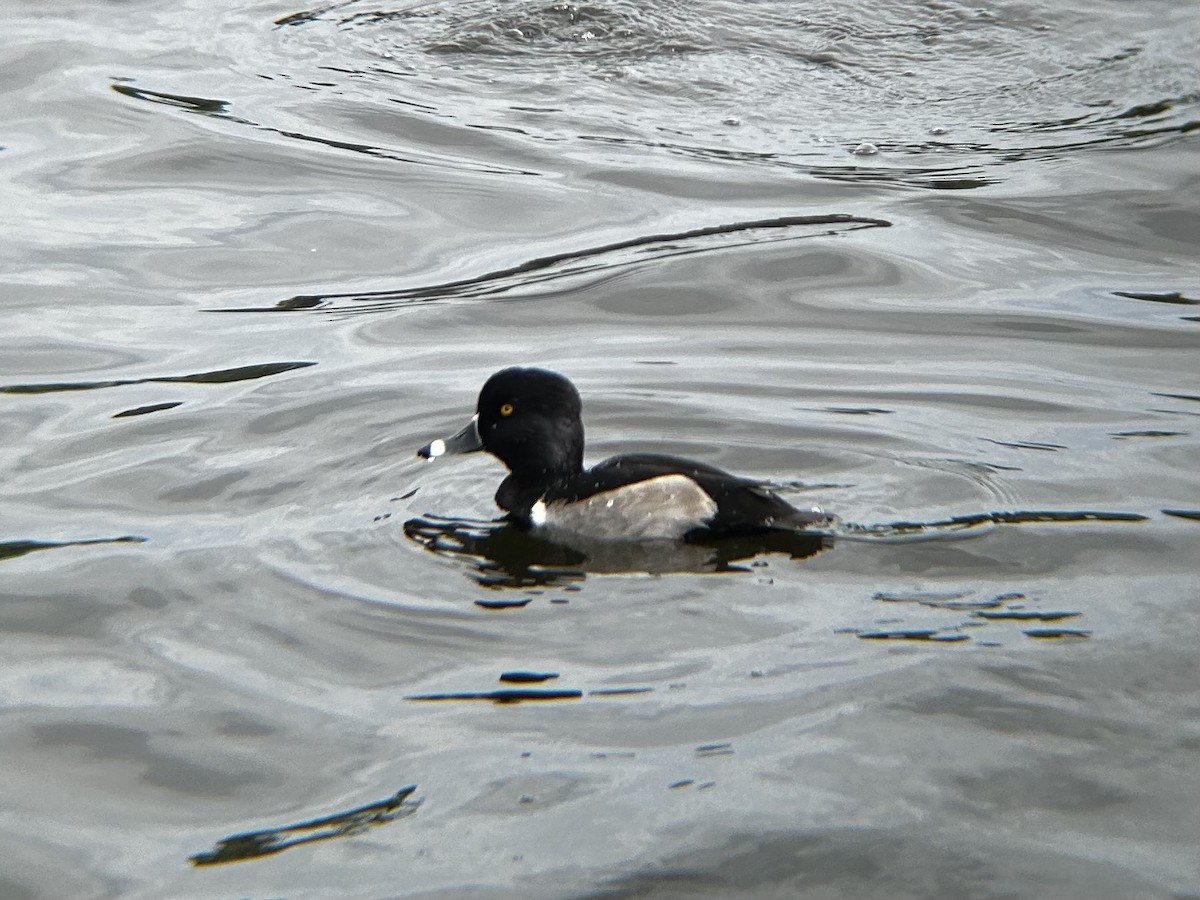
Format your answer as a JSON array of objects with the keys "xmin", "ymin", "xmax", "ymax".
[
  {"xmin": 4, "ymin": 0, "xmax": 1196, "ymax": 894},
  {"xmin": 405, "ymin": 507, "xmax": 1151, "ymax": 590},
  {"xmin": 403, "ymin": 514, "xmax": 829, "ymax": 587}
]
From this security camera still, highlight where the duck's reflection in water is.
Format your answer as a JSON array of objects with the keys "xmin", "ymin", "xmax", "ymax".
[
  {"xmin": 403, "ymin": 515, "xmax": 831, "ymax": 588},
  {"xmin": 404, "ymin": 507, "xmax": 1152, "ymax": 590}
]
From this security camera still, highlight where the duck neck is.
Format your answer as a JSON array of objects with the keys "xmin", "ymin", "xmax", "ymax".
[
  {"xmin": 496, "ymin": 476, "xmax": 544, "ymax": 518},
  {"xmin": 495, "ymin": 427, "xmax": 582, "ymax": 515}
]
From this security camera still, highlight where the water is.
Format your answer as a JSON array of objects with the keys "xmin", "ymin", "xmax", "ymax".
[{"xmin": 1, "ymin": 0, "xmax": 1198, "ymax": 897}]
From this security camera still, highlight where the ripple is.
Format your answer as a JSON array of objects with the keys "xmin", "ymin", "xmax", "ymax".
[
  {"xmin": 411, "ymin": 0, "xmax": 707, "ymax": 60},
  {"xmin": 264, "ymin": 0, "xmax": 1200, "ymax": 184},
  {"xmin": 213, "ymin": 214, "xmax": 891, "ymax": 315}
]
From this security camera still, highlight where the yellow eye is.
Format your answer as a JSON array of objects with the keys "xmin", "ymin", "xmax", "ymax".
[{"xmin": 499, "ymin": 403, "xmax": 514, "ymax": 417}]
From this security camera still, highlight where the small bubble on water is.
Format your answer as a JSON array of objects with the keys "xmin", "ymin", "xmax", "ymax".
[
  {"xmin": 929, "ymin": 126, "xmax": 949, "ymax": 135},
  {"xmin": 851, "ymin": 141, "xmax": 879, "ymax": 156}
]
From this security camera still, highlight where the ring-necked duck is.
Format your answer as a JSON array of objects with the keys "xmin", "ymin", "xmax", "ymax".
[{"xmin": 417, "ymin": 367, "xmax": 829, "ymax": 541}]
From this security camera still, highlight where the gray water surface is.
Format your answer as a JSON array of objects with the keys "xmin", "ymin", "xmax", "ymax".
[{"xmin": 1, "ymin": 1, "xmax": 1198, "ymax": 897}]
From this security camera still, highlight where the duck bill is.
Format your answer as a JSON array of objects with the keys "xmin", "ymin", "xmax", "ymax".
[{"xmin": 418, "ymin": 414, "xmax": 483, "ymax": 459}]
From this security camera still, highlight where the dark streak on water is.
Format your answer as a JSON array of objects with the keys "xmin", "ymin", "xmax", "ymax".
[
  {"xmin": 0, "ymin": 536, "xmax": 147, "ymax": 562},
  {"xmin": 857, "ymin": 630, "xmax": 971, "ymax": 643},
  {"xmin": 863, "ymin": 509, "xmax": 1150, "ymax": 534},
  {"xmin": 974, "ymin": 610, "xmax": 1082, "ymax": 622},
  {"xmin": 1024, "ymin": 628, "xmax": 1092, "ymax": 640},
  {"xmin": 212, "ymin": 214, "xmax": 891, "ymax": 314},
  {"xmin": 405, "ymin": 685, "xmax": 653, "ymax": 703},
  {"xmin": 498, "ymin": 670, "xmax": 559, "ymax": 683},
  {"xmin": 189, "ymin": 786, "xmax": 420, "ymax": 867},
  {"xmin": 1112, "ymin": 290, "xmax": 1198, "ymax": 306},
  {"xmin": 407, "ymin": 688, "xmax": 586, "ymax": 703},
  {"xmin": 112, "ymin": 401, "xmax": 185, "ymax": 418},
  {"xmin": 110, "ymin": 83, "xmax": 231, "ymax": 115},
  {"xmin": 0, "ymin": 361, "xmax": 316, "ymax": 395},
  {"xmin": 474, "ymin": 597, "xmax": 533, "ymax": 610}
]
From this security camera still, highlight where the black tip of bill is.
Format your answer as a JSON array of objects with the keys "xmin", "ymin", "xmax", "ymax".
[{"xmin": 418, "ymin": 414, "xmax": 483, "ymax": 460}]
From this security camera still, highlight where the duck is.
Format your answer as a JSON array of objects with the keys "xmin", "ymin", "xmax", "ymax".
[{"xmin": 417, "ymin": 367, "xmax": 830, "ymax": 542}]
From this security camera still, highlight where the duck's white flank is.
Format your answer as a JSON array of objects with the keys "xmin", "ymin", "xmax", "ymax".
[{"xmin": 532, "ymin": 474, "xmax": 719, "ymax": 540}]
